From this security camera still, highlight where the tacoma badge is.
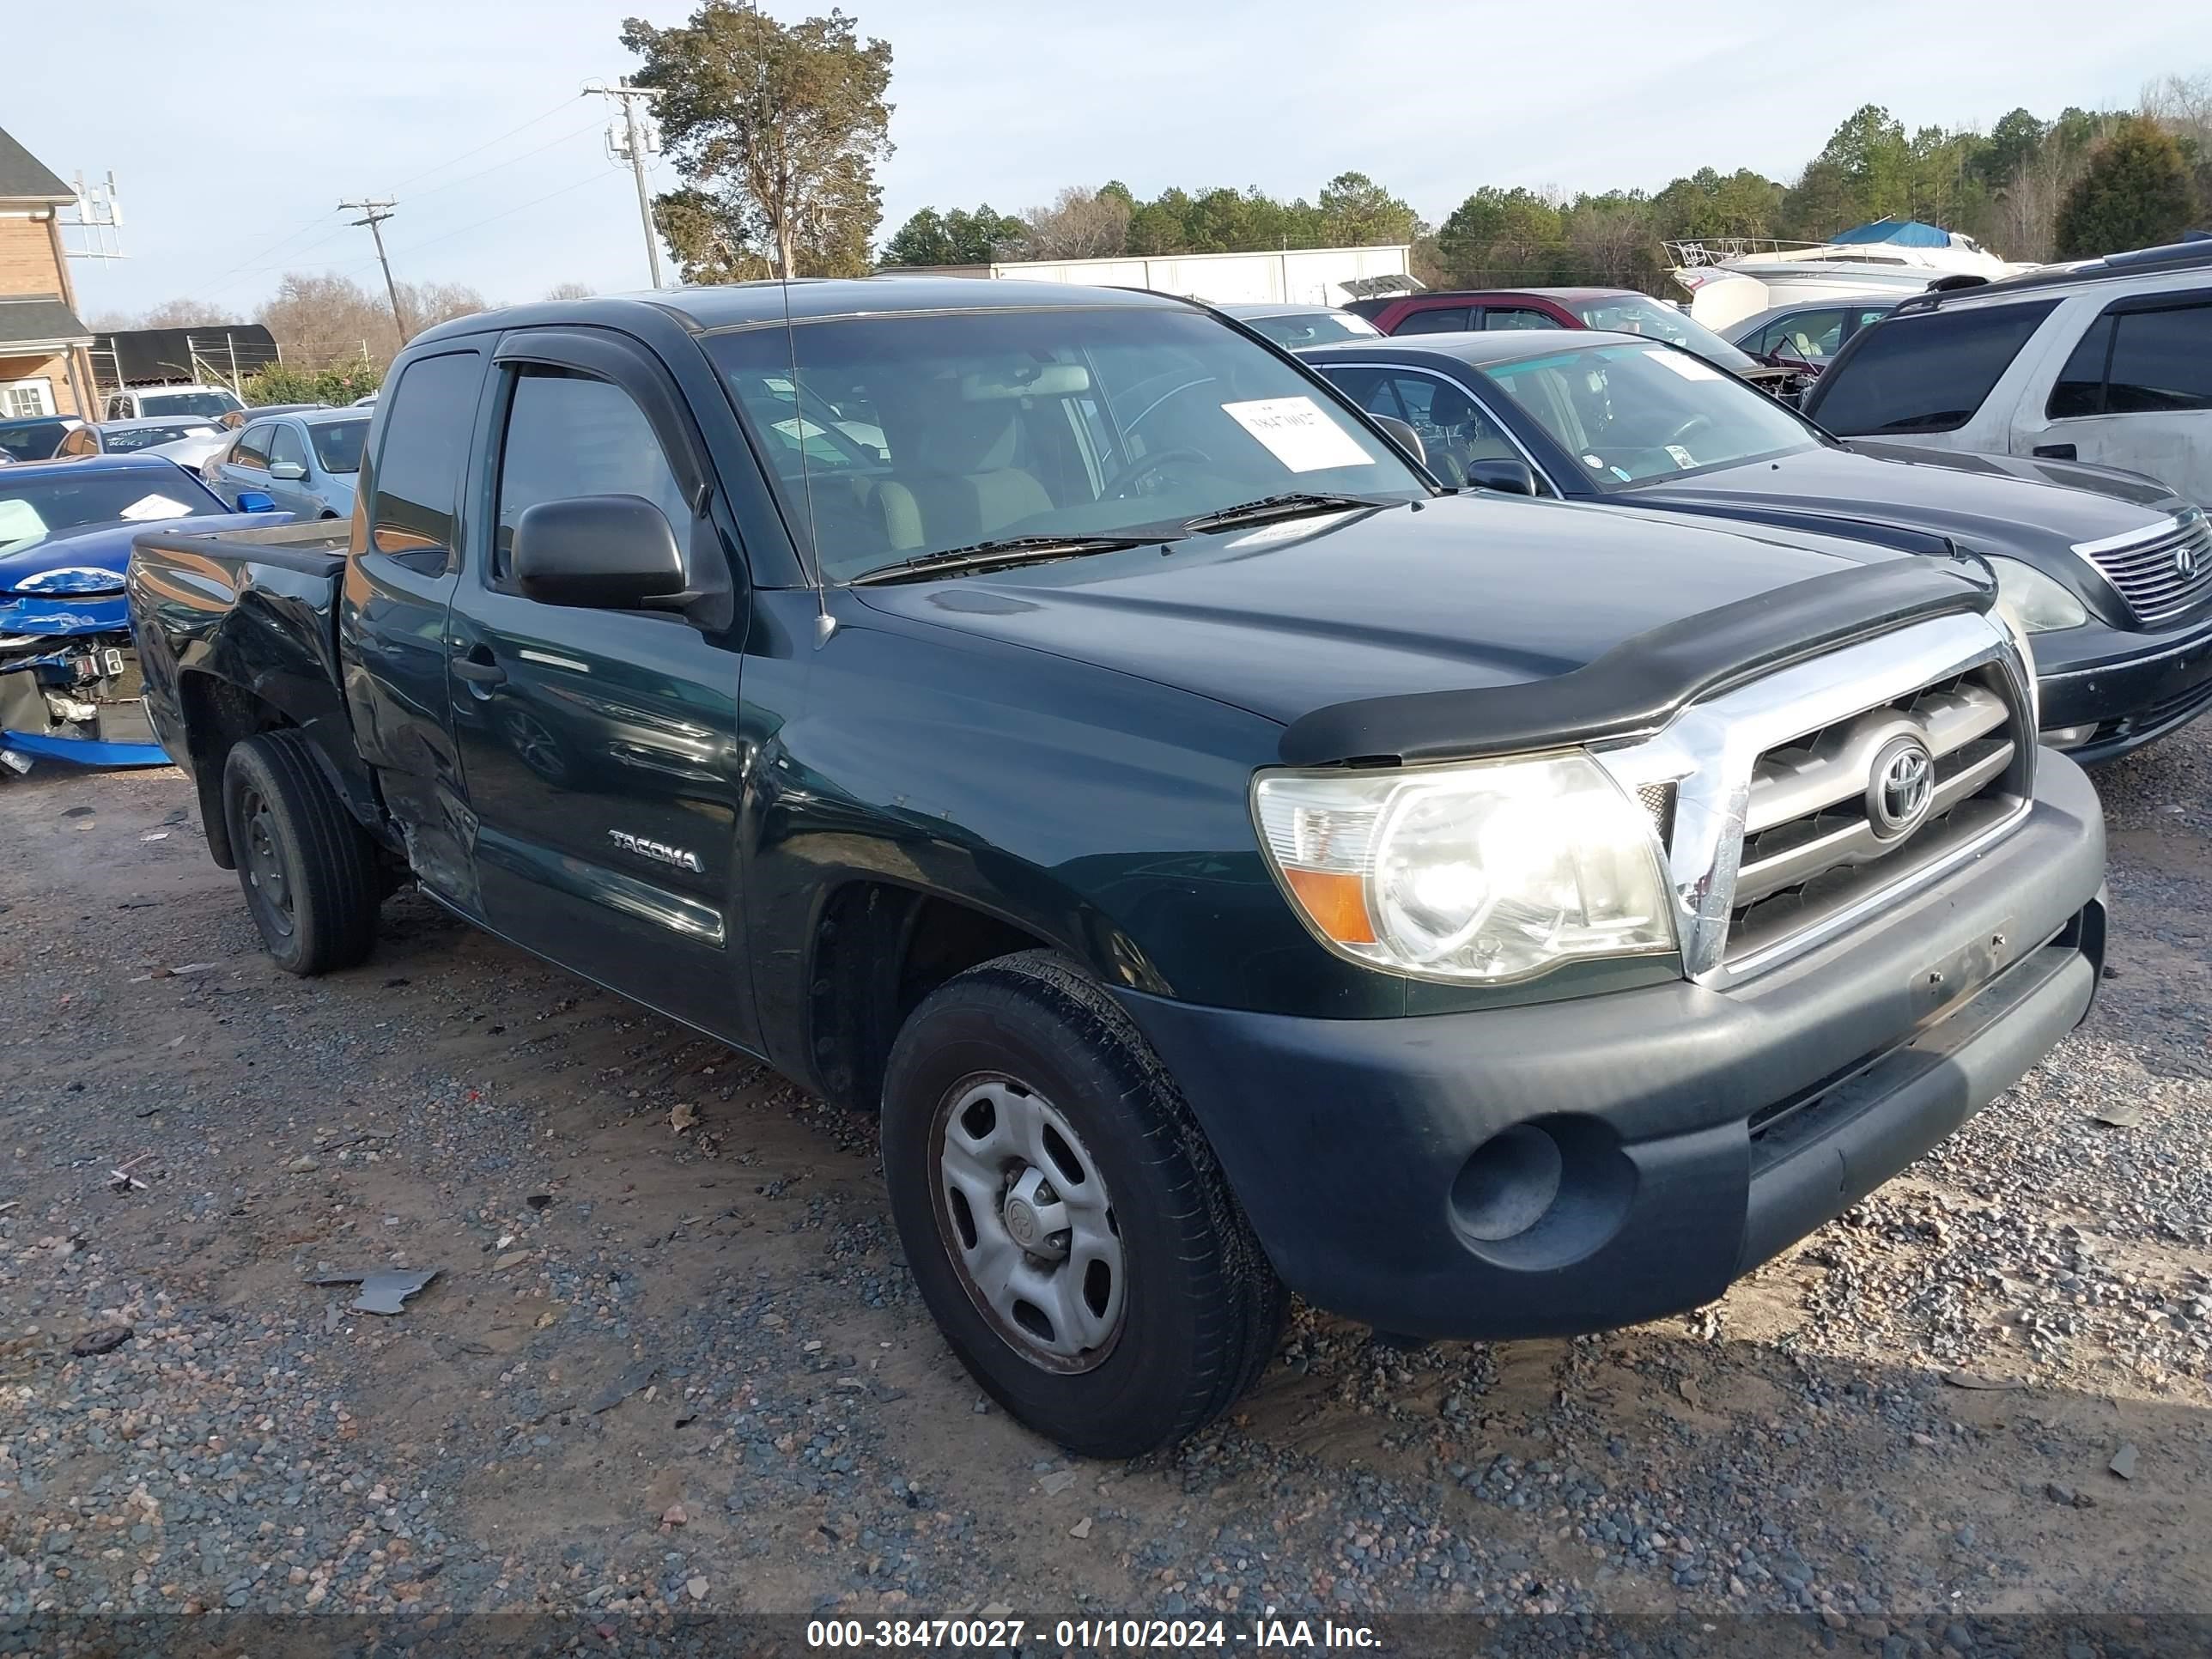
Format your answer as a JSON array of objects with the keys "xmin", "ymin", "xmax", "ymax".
[{"xmin": 608, "ymin": 830, "xmax": 703, "ymax": 872}]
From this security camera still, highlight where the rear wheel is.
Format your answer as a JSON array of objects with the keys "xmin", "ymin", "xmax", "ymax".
[
  {"xmin": 221, "ymin": 730, "xmax": 381, "ymax": 975},
  {"xmin": 881, "ymin": 951, "xmax": 1285, "ymax": 1456}
]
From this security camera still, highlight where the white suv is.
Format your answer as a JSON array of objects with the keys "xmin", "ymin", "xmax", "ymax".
[
  {"xmin": 1804, "ymin": 240, "xmax": 2212, "ymax": 507},
  {"xmin": 101, "ymin": 383, "xmax": 246, "ymax": 422}
]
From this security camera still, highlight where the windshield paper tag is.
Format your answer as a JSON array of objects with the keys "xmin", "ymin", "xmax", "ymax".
[
  {"xmin": 1221, "ymin": 398, "xmax": 1375, "ymax": 473},
  {"xmin": 1646, "ymin": 351, "xmax": 1722, "ymax": 381},
  {"xmin": 119, "ymin": 494, "xmax": 193, "ymax": 521}
]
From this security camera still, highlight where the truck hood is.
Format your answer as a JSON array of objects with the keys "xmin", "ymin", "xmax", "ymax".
[
  {"xmin": 1619, "ymin": 441, "xmax": 2181, "ymax": 556},
  {"xmin": 850, "ymin": 492, "xmax": 1900, "ymax": 726}
]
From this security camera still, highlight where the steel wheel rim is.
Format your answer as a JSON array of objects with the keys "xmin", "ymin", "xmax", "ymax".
[
  {"xmin": 929, "ymin": 1072, "xmax": 1127, "ymax": 1375},
  {"xmin": 240, "ymin": 787, "xmax": 295, "ymax": 939}
]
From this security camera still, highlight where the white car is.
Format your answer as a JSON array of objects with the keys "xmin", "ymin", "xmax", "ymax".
[
  {"xmin": 101, "ymin": 383, "xmax": 246, "ymax": 421},
  {"xmin": 1803, "ymin": 240, "xmax": 2212, "ymax": 507},
  {"xmin": 140, "ymin": 428, "xmax": 234, "ymax": 473}
]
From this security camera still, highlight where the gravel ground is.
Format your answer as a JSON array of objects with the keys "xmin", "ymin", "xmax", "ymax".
[{"xmin": 2, "ymin": 727, "xmax": 2208, "ymax": 1658}]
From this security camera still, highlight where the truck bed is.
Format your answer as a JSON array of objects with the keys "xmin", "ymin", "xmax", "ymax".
[
  {"xmin": 128, "ymin": 516, "xmax": 374, "ymax": 850},
  {"xmin": 130, "ymin": 516, "xmax": 351, "ymax": 577}
]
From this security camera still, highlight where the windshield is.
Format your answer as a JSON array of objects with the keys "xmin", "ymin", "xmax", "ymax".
[
  {"xmin": 1242, "ymin": 311, "xmax": 1382, "ymax": 349},
  {"xmin": 308, "ymin": 418, "xmax": 370, "ymax": 473},
  {"xmin": 0, "ymin": 421, "xmax": 70, "ymax": 461},
  {"xmin": 1481, "ymin": 342, "xmax": 1820, "ymax": 489},
  {"xmin": 707, "ymin": 305, "xmax": 1425, "ymax": 581},
  {"xmin": 140, "ymin": 390, "xmax": 242, "ymax": 418},
  {"xmin": 106, "ymin": 422, "xmax": 216, "ymax": 453},
  {"xmin": 0, "ymin": 470, "xmax": 220, "ymax": 556},
  {"xmin": 1569, "ymin": 295, "xmax": 1760, "ymax": 373}
]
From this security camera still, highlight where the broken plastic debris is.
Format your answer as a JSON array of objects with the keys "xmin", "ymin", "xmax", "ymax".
[
  {"xmin": 72, "ymin": 1326, "xmax": 133, "ymax": 1357},
  {"xmin": 309, "ymin": 1267, "xmax": 440, "ymax": 1316},
  {"xmin": 588, "ymin": 1359, "xmax": 661, "ymax": 1414}
]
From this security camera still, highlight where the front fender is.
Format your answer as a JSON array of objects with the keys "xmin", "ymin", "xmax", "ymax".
[{"xmin": 741, "ymin": 595, "xmax": 1433, "ymax": 1081}]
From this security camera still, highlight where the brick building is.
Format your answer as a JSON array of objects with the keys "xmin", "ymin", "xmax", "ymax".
[{"xmin": 0, "ymin": 125, "xmax": 94, "ymax": 419}]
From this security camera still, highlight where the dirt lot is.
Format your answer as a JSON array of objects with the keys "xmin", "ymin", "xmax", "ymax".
[{"xmin": 2, "ymin": 728, "xmax": 2209, "ymax": 1656}]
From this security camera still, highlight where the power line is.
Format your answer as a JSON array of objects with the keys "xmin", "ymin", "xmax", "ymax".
[
  {"xmin": 386, "ymin": 170, "xmax": 612, "ymax": 261},
  {"xmin": 389, "ymin": 94, "xmax": 588, "ymax": 191},
  {"xmin": 406, "ymin": 114, "xmax": 609, "ymax": 204}
]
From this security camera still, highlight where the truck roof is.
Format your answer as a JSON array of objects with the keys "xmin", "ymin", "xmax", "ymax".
[{"xmin": 410, "ymin": 275, "xmax": 1190, "ymax": 346}]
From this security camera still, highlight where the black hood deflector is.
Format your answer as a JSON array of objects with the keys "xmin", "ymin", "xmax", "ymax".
[{"xmin": 1278, "ymin": 555, "xmax": 1996, "ymax": 768}]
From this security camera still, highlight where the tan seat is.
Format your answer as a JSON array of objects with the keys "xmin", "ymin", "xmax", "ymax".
[{"xmin": 872, "ymin": 397, "xmax": 1052, "ymax": 552}]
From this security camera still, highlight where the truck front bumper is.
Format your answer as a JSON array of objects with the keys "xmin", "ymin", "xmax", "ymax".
[{"xmin": 1114, "ymin": 753, "xmax": 2107, "ymax": 1340}]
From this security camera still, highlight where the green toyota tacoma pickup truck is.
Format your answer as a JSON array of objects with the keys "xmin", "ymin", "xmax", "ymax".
[{"xmin": 129, "ymin": 279, "xmax": 2106, "ymax": 1455}]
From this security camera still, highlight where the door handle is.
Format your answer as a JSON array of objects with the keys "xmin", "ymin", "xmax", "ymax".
[
  {"xmin": 2033, "ymin": 443, "xmax": 2076, "ymax": 460},
  {"xmin": 452, "ymin": 650, "xmax": 507, "ymax": 689}
]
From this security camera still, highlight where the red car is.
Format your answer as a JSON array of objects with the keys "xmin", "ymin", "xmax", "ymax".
[{"xmin": 1342, "ymin": 286, "xmax": 1796, "ymax": 392}]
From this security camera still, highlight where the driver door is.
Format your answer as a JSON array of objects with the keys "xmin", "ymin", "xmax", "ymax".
[{"xmin": 441, "ymin": 328, "xmax": 759, "ymax": 1048}]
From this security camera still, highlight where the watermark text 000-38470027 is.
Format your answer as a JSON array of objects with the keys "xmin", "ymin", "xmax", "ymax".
[{"xmin": 805, "ymin": 1615, "xmax": 1382, "ymax": 1650}]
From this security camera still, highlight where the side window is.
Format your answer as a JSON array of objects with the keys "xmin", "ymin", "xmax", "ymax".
[
  {"xmin": 1805, "ymin": 301, "xmax": 2058, "ymax": 436},
  {"xmin": 268, "ymin": 424, "xmax": 309, "ymax": 471},
  {"xmin": 1482, "ymin": 308, "xmax": 1566, "ymax": 331},
  {"xmin": 232, "ymin": 423, "xmax": 273, "ymax": 469},
  {"xmin": 1395, "ymin": 306, "xmax": 1473, "ymax": 335},
  {"xmin": 59, "ymin": 428, "xmax": 92, "ymax": 456},
  {"xmin": 1765, "ymin": 308, "xmax": 1848, "ymax": 362},
  {"xmin": 492, "ymin": 367, "xmax": 693, "ymax": 582},
  {"xmin": 2046, "ymin": 314, "xmax": 2113, "ymax": 420},
  {"xmin": 1315, "ymin": 366, "xmax": 1400, "ymax": 420},
  {"xmin": 368, "ymin": 352, "xmax": 483, "ymax": 558},
  {"xmin": 2104, "ymin": 304, "xmax": 2212, "ymax": 415},
  {"xmin": 106, "ymin": 396, "xmax": 128, "ymax": 420}
]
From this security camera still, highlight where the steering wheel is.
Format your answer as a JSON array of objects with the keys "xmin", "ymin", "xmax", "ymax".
[
  {"xmin": 1663, "ymin": 414, "xmax": 1715, "ymax": 448},
  {"xmin": 1110, "ymin": 447, "xmax": 1212, "ymax": 499}
]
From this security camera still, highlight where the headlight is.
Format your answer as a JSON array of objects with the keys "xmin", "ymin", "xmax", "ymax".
[
  {"xmin": 11, "ymin": 565, "xmax": 125, "ymax": 597},
  {"xmin": 1985, "ymin": 556, "xmax": 2085, "ymax": 635},
  {"xmin": 1252, "ymin": 751, "xmax": 1675, "ymax": 984}
]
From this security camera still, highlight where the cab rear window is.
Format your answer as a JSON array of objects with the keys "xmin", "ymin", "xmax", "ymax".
[{"xmin": 1806, "ymin": 301, "xmax": 2057, "ymax": 436}]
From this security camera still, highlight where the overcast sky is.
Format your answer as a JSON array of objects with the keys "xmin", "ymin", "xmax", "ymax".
[{"xmin": 15, "ymin": 0, "xmax": 2207, "ymax": 320}]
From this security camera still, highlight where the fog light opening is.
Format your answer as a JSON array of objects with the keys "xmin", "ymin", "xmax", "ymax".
[
  {"xmin": 2039, "ymin": 723, "xmax": 2095, "ymax": 750},
  {"xmin": 1450, "ymin": 1123, "xmax": 1564, "ymax": 1242}
]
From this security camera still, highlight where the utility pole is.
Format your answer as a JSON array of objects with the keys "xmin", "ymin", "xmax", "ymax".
[
  {"xmin": 339, "ymin": 198, "xmax": 409, "ymax": 345},
  {"xmin": 587, "ymin": 79, "xmax": 665, "ymax": 288}
]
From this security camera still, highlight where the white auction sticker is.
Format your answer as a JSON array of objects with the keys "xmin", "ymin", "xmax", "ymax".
[
  {"xmin": 1220, "ymin": 397, "xmax": 1375, "ymax": 473},
  {"xmin": 1644, "ymin": 350, "xmax": 1722, "ymax": 381},
  {"xmin": 119, "ymin": 494, "xmax": 193, "ymax": 521}
]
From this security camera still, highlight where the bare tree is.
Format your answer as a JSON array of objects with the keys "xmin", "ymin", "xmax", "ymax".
[
  {"xmin": 543, "ymin": 281, "xmax": 597, "ymax": 301},
  {"xmin": 85, "ymin": 298, "xmax": 240, "ymax": 331},
  {"xmin": 402, "ymin": 281, "xmax": 489, "ymax": 331},
  {"xmin": 258, "ymin": 272, "xmax": 400, "ymax": 369},
  {"xmin": 1018, "ymin": 187, "xmax": 1132, "ymax": 260}
]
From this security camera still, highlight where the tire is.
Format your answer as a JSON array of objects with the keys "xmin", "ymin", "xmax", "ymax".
[
  {"xmin": 881, "ymin": 950, "xmax": 1287, "ymax": 1457},
  {"xmin": 221, "ymin": 729, "xmax": 381, "ymax": 975}
]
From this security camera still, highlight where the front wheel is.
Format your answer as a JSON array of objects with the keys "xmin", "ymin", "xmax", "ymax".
[
  {"xmin": 881, "ymin": 951, "xmax": 1285, "ymax": 1456},
  {"xmin": 221, "ymin": 730, "xmax": 382, "ymax": 975}
]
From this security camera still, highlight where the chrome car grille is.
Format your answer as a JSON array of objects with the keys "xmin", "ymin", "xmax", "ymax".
[
  {"xmin": 1728, "ymin": 672, "xmax": 2022, "ymax": 957},
  {"xmin": 1596, "ymin": 609, "xmax": 2036, "ymax": 988},
  {"xmin": 2075, "ymin": 509, "xmax": 2212, "ymax": 627}
]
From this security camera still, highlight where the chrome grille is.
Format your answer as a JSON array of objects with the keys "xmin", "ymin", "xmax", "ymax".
[
  {"xmin": 1728, "ymin": 671, "xmax": 2025, "ymax": 957},
  {"xmin": 2075, "ymin": 509, "xmax": 2212, "ymax": 626},
  {"xmin": 1594, "ymin": 609, "xmax": 2036, "ymax": 988}
]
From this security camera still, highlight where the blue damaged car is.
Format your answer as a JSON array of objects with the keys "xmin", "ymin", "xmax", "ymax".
[{"xmin": 0, "ymin": 453, "xmax": 282, "ymax": 772}]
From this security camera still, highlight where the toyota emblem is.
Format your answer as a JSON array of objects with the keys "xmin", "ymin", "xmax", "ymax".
[
  {"xmin": 2179, "ymin": 543, "xmax": 2200, "ymax": 580},
  {"xmin": 1868, "ymin": 736, "xmax": 1936, "ymax": 841}
]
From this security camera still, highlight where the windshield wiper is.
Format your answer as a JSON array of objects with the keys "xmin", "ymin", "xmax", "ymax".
[
  {"xmin": 848, "ymin": 533, "xmax": 1166, "ymax": 586},
  {"xmin": 1179, "ymin": 493, "xmax": 1390, "ymax": 533}
]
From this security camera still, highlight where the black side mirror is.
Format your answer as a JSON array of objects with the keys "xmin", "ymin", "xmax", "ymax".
[
  {"xmin": 1369, "ymin": 414, "xmax": 1426, "ymax": 469},
  {"xmin": 512, "ymin": 494, "xmax": 685, "ymax": 609},
  {"xmin": 1462, "ymin": 458, "xmax": 1537, "ymax": 496}
]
